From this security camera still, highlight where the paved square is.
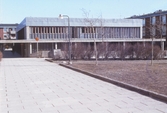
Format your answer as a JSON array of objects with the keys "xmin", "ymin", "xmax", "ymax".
[{"xmin": 0, "ymin": 58, "xmax": 167, "ymax": 113}]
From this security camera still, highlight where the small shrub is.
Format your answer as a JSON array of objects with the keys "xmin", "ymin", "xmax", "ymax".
[{"xmin": 0, "ymin": 51, "xmax": 2, "ymax": 61}]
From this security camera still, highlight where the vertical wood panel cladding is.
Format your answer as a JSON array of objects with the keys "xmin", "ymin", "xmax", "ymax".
[
  {"xmin": 0, "ymin": 29, "xmax": 3, "ymax": 39},
  {"xmin": 29, "ymin": 26, "xmax": 141, "ymax": 39}
]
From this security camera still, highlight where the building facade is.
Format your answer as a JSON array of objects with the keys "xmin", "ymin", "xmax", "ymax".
[
  {"xmin": 0, "ymin": 24, "xmax": 18, "ymax": 40},
  {"xmin": 15, "ymin": 17, "xmax": 144, "ymax": 57},
  {"xmin": 0, "ymin": 24, "xmax": 18, "ymax": 51},
  {"xmin": 0, "ymin": 17, "xmax": 165, "ymax": 58},
  {"xmin": 129, "ymin": 10, "xmax": 167, "ymax": 49}
]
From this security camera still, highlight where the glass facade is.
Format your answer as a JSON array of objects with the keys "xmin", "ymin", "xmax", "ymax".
[{"xmin": 29, "ymin": 26, "xmax": 141, "ymax": 39}]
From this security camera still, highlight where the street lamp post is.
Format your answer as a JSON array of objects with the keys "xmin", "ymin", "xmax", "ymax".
[
  {"xmin": 35, "ymin": 37, "xmax": 39, "ymax": 58},
  {"xmin": 59, "ymin": 14, "xmax": 72, "ymax": 64}
]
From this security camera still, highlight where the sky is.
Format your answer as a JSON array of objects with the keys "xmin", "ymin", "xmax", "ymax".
[{"xmin": 0, "ymin": 0, "xmax": 167, "ymax": 23}]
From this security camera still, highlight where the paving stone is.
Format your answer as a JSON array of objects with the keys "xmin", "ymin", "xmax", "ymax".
[{"xmin": 0, "ymin": 58, "xmax": 167, "ymax": 113}]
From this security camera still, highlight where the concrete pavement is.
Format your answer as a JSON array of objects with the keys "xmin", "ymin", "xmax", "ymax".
[{"xmin": 0, "ymin": 58, "xmax": 167, "ymax": 113}]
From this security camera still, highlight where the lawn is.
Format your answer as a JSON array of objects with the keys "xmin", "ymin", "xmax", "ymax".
[{"xmin": 70, "ymin": 60, "xmax": 167, "ymax": 96}]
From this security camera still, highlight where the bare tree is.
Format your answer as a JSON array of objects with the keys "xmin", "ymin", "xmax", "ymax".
[
  {"xmin": 99, "ymin": 15, "xmax": 108, "ymax": 60},
  {"xmin": 145, "ymin": 21, "xmax": 156, "ymax": 65},
  {"xmin": 82, "ymin": 9, "xmax": 99, "ymax": 65},
  {"xmin": 155, "ymin": 18, "xmax": 165, "ymax": 58},
  {"xmin": 72, "ymin": 43, "xmax": 88, "ymax": 60},
  {"xmin": 96, "ymin": 42, "xmax": 106, "ymax": 60},
  {"xmin": 145, "ymin": 17, "xmax": 166, "ymax": 64},
  {"xmin": 107, "ymin": 43, "xmax": 119, "ymax": 59},
  {"xmin": 124, "ymin": 43, "xmax": 134, "ymax": 59},
  {"xmin": 83, "ymin": 43, "xmax": 93, "ymax": 60}
]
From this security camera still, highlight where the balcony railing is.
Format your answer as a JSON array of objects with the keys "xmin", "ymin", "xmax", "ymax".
[{"xmin": 10, "ymin": 31, "xmax": 16, "ymax": 34}]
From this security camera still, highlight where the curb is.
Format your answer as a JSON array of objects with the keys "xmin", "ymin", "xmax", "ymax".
[
  {"xmin": 45, "ymin": 59, "xmax": 53, "ymax": 62},
  {"xmin": 59, "ymin": 63, "xmax": 167, "ymax": 103}
]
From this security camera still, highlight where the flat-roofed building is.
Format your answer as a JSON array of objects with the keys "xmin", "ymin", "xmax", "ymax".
[
  {"xmin": 129, "ymin": 10, "xmax": 167, "ymax": 49},
  {"xmin": 0, "ymin": 24, "xmax": 18, "ymax": 51},
  {"xmin": 0, "ymin": 17, "xmax": 165, "ymax": 58},
  {"xmin": 16, "ymin": 17, "xmax": 141, "ymax": 57},
  {"xmin": 0, "ymin": 24, "xmax": 18, "ymax": 40}
]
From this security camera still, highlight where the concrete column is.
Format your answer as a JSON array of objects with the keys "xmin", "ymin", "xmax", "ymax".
[
  {"xmin": 140, "ymin": 26, "xmax": 142, "ymax": 39},
  {"xmin": 25, "ymin": 26, "xmax": 30, "ymax": 39},
  {"xmin": 143, "ymin": 41, "xmax": 146, "ymax": 47},
  {"xmin": 161, "ymin": 41, "xmax": 164, "ymax": 51},
  {"xmin": 30, "ymin": 43, "xmax": 32, "ymax": 54},
  {"xmin": 24, "ymin": 43, "xmax": 29, "ymax": 57},
  {"xmin": 75, "ymin": 43, "xmax": 77, "ymax": 49},
  {"xmin": 105, "ymin": 42, "xmax": 108, "ymax": 52},
  {"xmin": 55, "ymin": 43, "xmax": 57, "ymax": 49},
  {"xmin": 123, "ymin": 42, "xmax": 126, "ymax": 50}
]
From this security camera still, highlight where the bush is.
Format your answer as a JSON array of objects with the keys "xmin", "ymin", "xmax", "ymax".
[
  {"xmin": 0, "ymin": 51, "xmax": 2, "ymax": 61},
  {"xmin": 59, "ymin": 42, "xmax": 162, "ymax": 60}
]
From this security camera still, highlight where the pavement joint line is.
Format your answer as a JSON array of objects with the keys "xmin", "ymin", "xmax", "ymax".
[
  {"xmin": 127, "ymin": 97, "xmax": 134, "ymax": 100},
  {"xmin": 59, "ymin": 63, "xmax": 167, "ymax": 104},
  {"xmin": 140, "ymin": 102, "xmax": 148, "ymax": 106},
  {"xmin": 115, "ymin": 105, "xmax": 122, "ymax": 109},
  {"xmin": 87, "ymin": 107, "xmax": 92, "ymax": 112},
  {"xmin": 135, "ymin": 107, "xmax": 142, "ymax": 111},
  {"xmin": 121, "ymin": 100, "xmax": 128, "ymax": 104},
  {"xmin": 39, "ymin": 108, "xmax": 42, "ymax": 112},
  {"xmin": 96, "ymin": 103, "xmax": 101, "ymax": 106},
  {"xmin": 104, "ymin": 99, "xmax": 109, "ymax": 102},
  {"xmin": 107, "ymin": 109, "xmax": 112, "ymax": 113},
  {"xmin": 79, "ymin": 101, "xmax": 83, "ymax": 105},
  {"xmin": 156, "ymin": 108, "xmax": 166, "ymax": 113}
]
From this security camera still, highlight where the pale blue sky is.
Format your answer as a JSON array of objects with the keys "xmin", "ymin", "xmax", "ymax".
[{"xmin": 0, "ymin": 0, "xmax": 167, "ymax": 23}]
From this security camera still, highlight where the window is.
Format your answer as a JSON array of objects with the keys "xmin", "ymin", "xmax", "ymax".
[
  {"xmin": 33, "ymin": 27, "xmax": 36, "ymax": 33},
  {"xmin": 81, "ymin": 27, "xmax": 85, "ymax": 33},
  {"xmin": 151, "ymin": 17, "xmax": 156, "ymax": 25},
  {"xmin": 162, "ymin": 15, "xmax": 166, "ymax": 24},
  {"xmin": 162, "ymin": 25, "xmax": 166, "ymax": 35},
  {"xmin": 81, "ymin": 27, "xmax": 96, "ymax": 33},
  {"xmin": 9, "ymin": 28, "xmax": 12, "ymax": 31},
  {"xmin": 151, "ymin": 27, "xmax": 156, "ymax": 36},
  {"xmin": 59, "ymin": 27, "xmax": 62, "ymax": 33},
  {"xmin": 3, "ymin": 28, "xmax": 7, "ymax": 32},
  {"xmin": 142, "ymin": 19, "xmax": 145, "ymax": 26},
  {"xmin": 39, "ymin": 27, "xmax": 42, "ymax": 33},
  {"xmin": 56, "ymin": 27, "xmax": 58, "ymax": 33}
]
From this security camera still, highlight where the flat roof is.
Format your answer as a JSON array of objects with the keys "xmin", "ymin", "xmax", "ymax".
[
  {"xmin": 17, "ymin": 17, "xmax": 142, "ymax": 31},
  {"xmin": 0, "ymin": 24, "xmax": 18, "ymax": 28},
  {"xmin": 129, "ymin": 10, "xmax": 167, "ymax": 19}
]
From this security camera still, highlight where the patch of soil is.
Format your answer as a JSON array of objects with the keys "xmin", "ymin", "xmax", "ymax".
[{"xmin": 71, "ymin": 60, "xmax": 167, "ymax": 96}]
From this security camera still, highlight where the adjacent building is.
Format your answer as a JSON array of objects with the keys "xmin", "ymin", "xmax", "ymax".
[
  {"xmin": 0, "ymin": 24, "xmax": 18, "ymax": 40},
  {"xmin": 129, "ymin": 10, "xmax": 167, "ymax": 49},
  {"xmin": 0, "ymin": 24, "xmax": 18, "ymax": 51}
]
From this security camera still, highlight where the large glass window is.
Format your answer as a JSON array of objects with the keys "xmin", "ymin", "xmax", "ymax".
[
  {"xmin": 151, "ymin": 17, "xmax": 156, "ymax": 25},
  {"xmin": 3, "ymin": 28, "xmax": 7, "ymax": 32},
  {"xmin": 162, "ymin": 25, "xmax": 166, "ymax": 35},
  {"xmin": 162, "ymin": 15, "xmax": 166, "ymax": 24},
  {"xmin": 142, "ymin": 19, "xmax": 145, "ymax": 26}
]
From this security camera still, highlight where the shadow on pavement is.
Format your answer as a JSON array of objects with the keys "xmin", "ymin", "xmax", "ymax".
[{"xmin": 2, "ymin": 50, "xmax": 21, "ymax": 58}]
